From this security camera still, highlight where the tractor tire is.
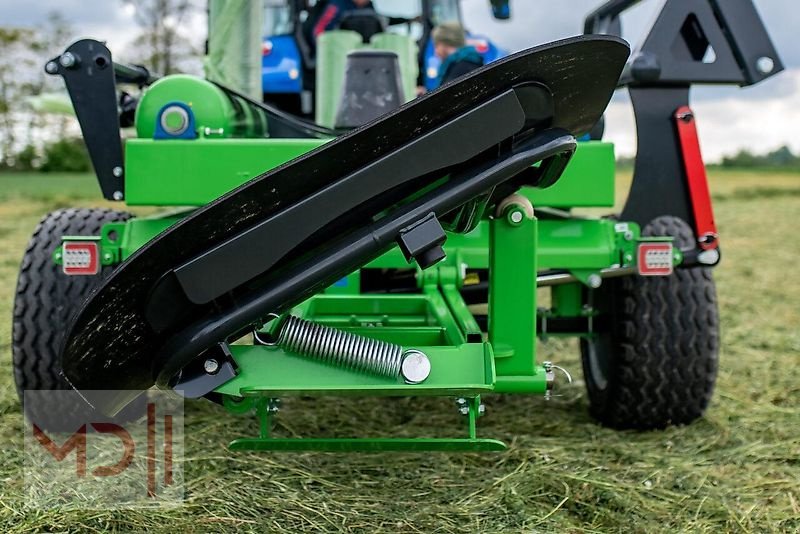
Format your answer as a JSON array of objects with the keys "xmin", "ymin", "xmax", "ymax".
[
  {"xmin": 12, "ymin": 208, "xmax": 136, "ymax": 427},
  {"xmin": 580, "ymin": 215, "xmax": 719, "ymax": 430}
]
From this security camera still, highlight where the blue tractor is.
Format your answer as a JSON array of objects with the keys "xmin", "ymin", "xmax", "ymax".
[{"xmin": 261, "ymin": 0, "xmax": 510, "ymax": 116}]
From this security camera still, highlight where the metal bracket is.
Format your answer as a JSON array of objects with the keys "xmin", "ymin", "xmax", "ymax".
[
  {"xmin": 48, "ymin": 40, "xmax": 125, "ymax": 201},
  {"xmin": 226, "ymin": 394, "xmax": 507, "ymax": 452}
]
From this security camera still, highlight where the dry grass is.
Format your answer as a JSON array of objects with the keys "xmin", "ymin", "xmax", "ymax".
[{"xmin": 0, "ymin": 169, "xmax": 798, "ymax": 532}]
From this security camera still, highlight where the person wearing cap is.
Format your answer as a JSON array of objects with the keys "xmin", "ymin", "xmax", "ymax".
[{"xmin": 432, "ymin": 22, "xmax": 484, "ymax": 88}]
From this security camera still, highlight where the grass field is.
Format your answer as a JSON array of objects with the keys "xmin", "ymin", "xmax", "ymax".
[{"xmin": 0, "ymin": 170, "xmax": 798, "ymax": 532}]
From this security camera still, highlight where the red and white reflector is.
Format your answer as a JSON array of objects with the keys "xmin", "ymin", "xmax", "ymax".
[
  {"xmin": 62, "ymin": 241, "xmax": 100, "ymax": 275},
  {"xmin": 637, "ymin": 243, "xmax": 673, "ymax": 276}
]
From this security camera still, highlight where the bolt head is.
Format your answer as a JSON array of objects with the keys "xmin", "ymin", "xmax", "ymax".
[
  {"xmin": 624, "ymin": 230, "xmax": 634, "ymax": 241},
  {"xmin": 45, "ymin": 61, "xmax": 59, "ymax": 74},
  {"xmin": 112, "ymin": 166, "xmax": 124, "ymax": 178},
  {"xmin": 112, "ymin": 191, "xmax": 124, "ymax": 201},
  {"xmin": 459, "ymin": 406, "xmax": 470, "ymax": 416},
  {"xmin": 587, "ymin": 274, "xmax": 602, "ymax": 289},
  {"xmin": 756, "ymin": 56, "xmax": 775, "ymax": 75},
  {"xmin": 59, "ymin": 52, "xmax": 76, "ymax": 68},
  {"xmin": 478, "ymin": 404, "xmax": 485, "ymax": 415},
  {"xmin": 203, "ymin": 359, "xmax": 220, "ymax": 375},
  {"xmin": 509, "ymin": 210, "xmax": 524, "ymax": 224},
  {"xmin": 267, "ymin": 398, "xmax": 281, "ymax": 413},
  {"xmin": 401, "ymin": 350, "xmax": 431, "ymax": 384}
]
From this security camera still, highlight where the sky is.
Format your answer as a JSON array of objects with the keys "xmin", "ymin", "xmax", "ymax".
[{"xmin": 2, "ymin": 0, "xmax": 799, "ymax": 161}]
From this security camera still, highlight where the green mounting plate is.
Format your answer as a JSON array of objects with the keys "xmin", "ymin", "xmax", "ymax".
[
  {"xmin": 228, "ymin": 437, "xmax": 508, "ymax": 452},
  {"xmin": 217, "ymin": 342, "xmax": 495, "ymax": 398}
]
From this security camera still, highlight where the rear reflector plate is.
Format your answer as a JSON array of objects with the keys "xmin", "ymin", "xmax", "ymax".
[
  {"xmin": 62, "ymin": 241, "xmax": 100, "ymax": 275},
  {"xmin": 638, "ymin": 243, "xmax": 673, "ymax": 276}
]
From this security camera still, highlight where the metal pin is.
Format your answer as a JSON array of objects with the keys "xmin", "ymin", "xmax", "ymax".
[
  {"xmin": 756, "ymin": 56, "xmax": 774, "ymax": 74},
  {"xmin": 203, "ymin": 359, "xmax": 220, "ymax": 375},
  {"xmin": 587, "ymin": 273, "xmax": 602, "ymax": 288},
  {"xmin": 59, "ymin": 52, "xmax": 77, "ymax": 68}
]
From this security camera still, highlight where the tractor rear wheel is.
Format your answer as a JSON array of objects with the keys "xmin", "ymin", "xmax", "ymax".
[
  {"xmin": 12, "ymin": 208, "xmax": 135, "ymax": 425},
  {"xmin": 580, "ymin": 215, "xmax": 719, "ymax": 429}
]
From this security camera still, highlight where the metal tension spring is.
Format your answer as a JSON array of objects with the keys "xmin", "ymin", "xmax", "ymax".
[{"xmin": 256, "ymin": 315, "xmax": 431, "ymax": 384}]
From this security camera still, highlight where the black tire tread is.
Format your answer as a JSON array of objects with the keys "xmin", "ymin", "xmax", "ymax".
[
  {"xmin": 581, "ymin": 215, "xmax": 719, "ymax": 429},
  {"xmin": 12, "ymin": 208, "xmax": 133, "ymax": 403}
]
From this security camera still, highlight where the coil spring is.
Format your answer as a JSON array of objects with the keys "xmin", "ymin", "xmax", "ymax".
[{"xmin": 275, "ymin": 315, "xmax": 404, "ymax": 379}]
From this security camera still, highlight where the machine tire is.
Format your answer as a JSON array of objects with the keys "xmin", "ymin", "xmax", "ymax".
[
  {"xmin": 580, "ymin": 215, "xmax": 719, "ymax": 429},
  {"xmin": 12, "ymin": 208, "xmax": 137, "ymax": 426}
]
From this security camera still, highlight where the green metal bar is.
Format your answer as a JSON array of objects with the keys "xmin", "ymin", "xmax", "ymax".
[
  {"xmin": 441, "ymin": 285, "xmax": 482, "ymax": 341},
  {"xmin": 525, "ymin": 141, "xmax": 615, "ymax": 208},
  {"xmin": 423, "ymin": 288, "xmax": 467, "ymax": 346},
  {"xmin": 228, "ymin": 437, "xmax": 507, "ymax": 452},
  {"xmin": 256, "ymin": 397, "xmax": 270, "ymax": 439},
  {"xmin": 125, "ymin": 139, "xmax": 327, "ymax": 206},
  {"xmin": 215, "ymin": 343, "xmax": 494, "ymax": 397},
  {"xmin": 551, "ymin": 283, "xmax": 584, "ymax": 316},
  {"xmin": 124, "ymin": 140, "xmax": 613, "ymax": 209},
  {"xmin": 494, "ymin": 372, "xmax": 548, "ymax": 394},
  {"xmin": 489, "ymin": 203, "xmax": 538, "ymax": 375},
  {"xmin": 467, "ymin": 397, "xmax": 480, "ymax": 439}
]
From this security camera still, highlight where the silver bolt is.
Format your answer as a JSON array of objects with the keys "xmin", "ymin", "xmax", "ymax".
[
  {"xmin": 756, "ymin": 56, "xmax": 775, "ymax": 75},
  {"xmin": 45, "ymin": 61, "xmax": 59, "ymax": 74},
  {"xmin": 59, "ymin": 52, "xmax": 77, "ymax": 68},
  {"xmin": 455, "ymin": 397, "xmax": 469, "ymax": 416},
  {"xmin": 203, "ymin": 359, "xmax": 220, "ymax": 375},
  {"xmin": 510, "ymin": 211, "xmax": 524, "ymax": 224},
  {"xmin": 112, "ymin": 166, "xmax": 123, "ymax": 177},
  {"xmin": 587, "ymin": 274, "xmax": 602, "ymax": 289},
  {"xmin": 112, "ymin": 191, "xmax": 124, "ymax": 201},
  {"xmin": 267, "ymin": 398, "xmax": 281, "ymax": 414},
  {"xmin": 623, "ymin": 230, "xmax": 634, "ymax": 241},
  {"xmin": 204, "ymin": 127, "xmax": 225, "ymax": 136},
  {"xmin": 478, "ymin": 404, "xmax": 485, "ymax": 416},
  {"xmin": 401, "ymin": 350, "xmax": 431, "ymax": 384}
]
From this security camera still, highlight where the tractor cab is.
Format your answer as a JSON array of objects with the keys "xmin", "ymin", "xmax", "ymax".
[{"xmin": 261, "ymin": 0, "xmax": 509, "ymax": 116}]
